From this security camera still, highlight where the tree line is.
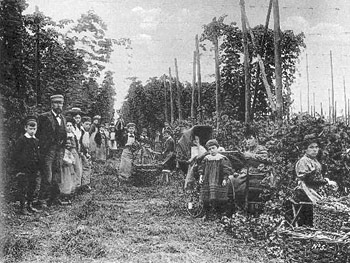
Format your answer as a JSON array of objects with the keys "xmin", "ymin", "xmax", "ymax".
[{"xmin": 0, "ymin": 0, "xmax": 129, "ymax": 142}]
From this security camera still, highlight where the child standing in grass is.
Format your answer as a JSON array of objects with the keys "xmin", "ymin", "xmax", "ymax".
[
  {"xmin": 59, "ymin": 118, "xmax": 77, "ymax": 204},
  {"xmin": 13, "ymin": 116, "xmax": 41, "ymax": 215},
  {"xmin": 199, "ymin": 139, "xmax": 233, "ymax": 220},
  {"xmin": 80, "ymin": 116, "xmax": 92, "ymax": 192}
]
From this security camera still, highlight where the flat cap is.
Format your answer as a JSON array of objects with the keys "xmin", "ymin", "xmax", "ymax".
[{"xmin": 50, "ymin": 94, "xmax": 64, "ymax": 101}]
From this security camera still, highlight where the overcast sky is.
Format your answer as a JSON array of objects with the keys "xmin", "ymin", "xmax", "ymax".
[{"xmin": 24, "ymin": 0, "xmax": 350, "ymax": 117}]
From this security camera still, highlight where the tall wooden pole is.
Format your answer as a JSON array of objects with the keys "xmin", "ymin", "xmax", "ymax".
[
  {"xmin": 251, "ymin": 0, "xmax": 272, "ymax": 118},
  {"xmin": 163, "ymin": 78, "xmax": 168, "ymax": 123},
  {"xmin": 330, "ymin": 50, "xmax": 335, "ymax": 123},
  {"xmin": 348, "ymin": 98, "xmax": 350, "ymax": 125},
  {"xmin": 174, "ymin": 58, "xmax": 182, "ymax": 121},
  {"xmin": 320, "ymin": 103, "xmax": 323, "ymax": 117},
  {"xmin": 300, "ymin": 86, "xmax": 303, "ymax": 113},
  {"xmin": 191, "ymin": 51, "xmax": 197, "ymax": 124},
  {"xmin": 306, "ymin": 53, "xmax": 310, "ymax": 114},
  {"xmin": 240, "ymin": 0, "xmax": 251, "ymax": 124},
  {"xmin": 169, "ymin": 68, "xmax": 174, "ymax": 124},
  {"xmin": 344, "ymin": 76, "xmax": 347, "ymax": 125},
  {"xmin": 196, "ymin": 35, "xmax": 202, "ymax": 123},
  {"xmin": 328, "ymin": 89, "xmax": 331, "ymax": 122},
  {"xmin": 34, "ymin": 6, "xmax": 41, "ymax": 106},
  {"xmin": 213, "ymin": 35, "xmax": 220, "ymax": 130},
  {"xmin": 313, "ymin": 92, "xmax": 315, "ymax": 117},
  {"xmin": 273, "ymin": 0, "xmax": 283, "ymax": 121}
]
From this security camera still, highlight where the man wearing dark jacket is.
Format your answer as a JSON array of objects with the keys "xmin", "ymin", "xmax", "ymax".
[{"xmin": 36, "ymin": 94, "xmax": 67, "ymax": 207}]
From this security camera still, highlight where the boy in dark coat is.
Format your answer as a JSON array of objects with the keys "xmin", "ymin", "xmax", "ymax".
[{"xmin": 13, "ymin": 116, "xmax": 41, "ymax": 215}]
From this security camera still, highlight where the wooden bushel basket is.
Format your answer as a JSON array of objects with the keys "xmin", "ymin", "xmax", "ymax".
[
  {"xmin": 279, "ymin": 227, "xmax": 350, "ymax": 263},
  {"xmin": 314, "ymin": 198, "xmax": 350, "ymax": 232}
]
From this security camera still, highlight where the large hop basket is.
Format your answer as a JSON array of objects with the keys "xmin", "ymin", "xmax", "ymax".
[
  {"xmin": 314, "ymin": 197, "xmax": 350, "ymax": 232},
  {"xmin": 279, "ymin": 227, "xmax": 350, "ymax": 262},
  {"xmin": 131, "ymin": 163, "xmax": 162, "ymax": 187}
]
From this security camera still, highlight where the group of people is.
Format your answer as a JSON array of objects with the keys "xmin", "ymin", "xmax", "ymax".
[
  {"xmin": 182, "ymin": 128, "xmax": 339, "ymax": 222},
  {"xmin": 118, "ymin": 122, "xmax": 176, "ymax": 182},
  {"xmin": 13, "ymin": 94, "xmax": 339, "ymax": 224},
  {"xmin": 12, "ymin": 94, "xmax": 125, "ymax": 215}
]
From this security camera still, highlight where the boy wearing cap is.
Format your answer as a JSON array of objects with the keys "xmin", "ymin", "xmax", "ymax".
[
  {"xmin": 13, "ymin": 116, "xmax": 41, "ymax": 215},
  {"xmin": 198, "ymin": 139, "xmax": 233, "ymax": 220}
]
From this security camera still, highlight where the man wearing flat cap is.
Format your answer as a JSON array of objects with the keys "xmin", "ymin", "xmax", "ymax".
[{"xmin": 36, "ymin": 94, "xmax": 67, "ymax": 207}]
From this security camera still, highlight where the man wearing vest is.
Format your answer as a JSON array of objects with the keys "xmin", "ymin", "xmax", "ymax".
[{"xmin": 37, "ymin": 94, "xmax": 67, "ymax": 208}]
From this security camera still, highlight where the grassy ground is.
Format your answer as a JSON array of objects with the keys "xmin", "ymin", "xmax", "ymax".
[{"xmin": 1, "ymin": 159, "xmax": 282, "ymax": 263}]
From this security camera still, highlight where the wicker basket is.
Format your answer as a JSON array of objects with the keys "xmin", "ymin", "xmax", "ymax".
[
  {"xmin": 279, "ymin": 227, "xmax": 350, "ymax": 263},
  {"xmin": 131, "ymin": 163, "xmax": 162, "ymax": 186},
  {"xmin": 314, "ymin": 198, "xmax": 350, "ymax": 232}
]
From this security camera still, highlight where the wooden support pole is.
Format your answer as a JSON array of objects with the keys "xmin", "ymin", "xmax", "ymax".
[
  {"xmin": 251, "ymin": 0, "xmax": 272, "ymax": 118},
  {"xmin": 330, "ymin": 50, "xmax": 335, "ymax": 123},
  {"xmin": 348, "ymin": 98, "xmax": 350, "ymax": 125},
  {"xmin": 273, "ymin": 0, "xmax": 283, "ymax": 121},
  {"xmin": 174, "ymin": 58, "xmax": 182, "ymax": 121},
  {"xmin": 328, "ymin": 89, "xmax": 331, "ymax": 122},
  {"xmin": 306, "ymin": 53, "xmax": 310, "ymax": 114},
  {"xmin": 169, "ymin": 67, "xmax": 174, "ymax": 124},
  {"xmin": 213, "ymin": 35, "xmax": 221, "ymax": 130},
  {"xmin": 191, "ymin": 51, "xmax": 197, "ymax": 124},
  {"xmin": 163, "ymin": 78, "xmax": 168, "ymax": 123},
  {"xmin": 241, "ymin": 7, "xmax": 276, "ymax": 112},
  {"xmin": 313, "ymin": 92, "xmax": 315, "ymax": 117},
  {"xmin": 196, "ymin": 35, "xmax": 202, "ymax": 123},
  {"xmin": 344, "ymin": 77, "xmax": 347, "ymax": 125},
  {"xmin": 240, "ymin": 0, "xmax": 251, "ymax": 124},
  {"xmin": 34, "ymin": 6, "xmax": 41, "ymax": 106}
]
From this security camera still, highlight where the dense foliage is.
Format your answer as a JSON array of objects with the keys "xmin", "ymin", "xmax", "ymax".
[
  {"xmin": 121, "ymin": 17, "xmax": 305, "ymax": 127},
  {"xmin": 0, "ymin": 0, "xmax": 127, "ymax": 142}
]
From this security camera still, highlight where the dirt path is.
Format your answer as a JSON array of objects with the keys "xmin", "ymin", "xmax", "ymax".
[{"xmin": 2, "ymin": 162, "xmax": 279, "ymax": 263}]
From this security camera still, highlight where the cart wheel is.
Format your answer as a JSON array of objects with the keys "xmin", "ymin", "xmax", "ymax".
[{"xmin": 185, "ymin": 181, "xmax": 204, "ymax": 218}]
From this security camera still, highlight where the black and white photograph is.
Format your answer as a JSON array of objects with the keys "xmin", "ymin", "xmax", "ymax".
[{"xmin": 1, "ymin": 0, "xmax": 350, "ymax": 262}]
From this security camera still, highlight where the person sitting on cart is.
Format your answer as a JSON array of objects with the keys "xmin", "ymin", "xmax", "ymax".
[
  {"xmin": 184, "ymin": 135, "xmax": 207, "ymax": 190},
  {"xmin": 226, "ymin": 131, "xmax": 274, "ymax": 213},
  {"xmin": 161, "ymin": 128, "xmax": 176, "ymax": 176},
  {"xmin": 295, "ymin": 134, "xmax": 338, "ymax": 204},
  {"xmin": 199, "ymin": 139, "xmax": 233, "ymax": 220}
]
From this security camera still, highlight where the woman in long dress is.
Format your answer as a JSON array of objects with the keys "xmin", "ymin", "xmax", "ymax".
[
  {"xmin": 295, "ymin": 138, "xmax": 337, "ymax": 204},
  {"xmin": 184, "ymin": 135, "xmax": 207, "ymax": 189}
]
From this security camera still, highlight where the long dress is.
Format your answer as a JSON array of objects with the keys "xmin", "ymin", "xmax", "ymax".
[
  {"xmin": 95, "ymin": 131, "xmax": 107, "ymax": 162},
  {"xmin": 72, "ymin": 127, "xmax": 83, "ymax": 189},
  {"xmin": 295, "ymin": 154, "xmax": 327, "ymax": 204},
  {"xmin": 184, "ymin": 145, "xmax": 207, "ymax": 189},
  {"xmin": 59, "ymin": 136, "xmax": 76, "ymax": 195},
  {"xmin": 199, "ymin": 153, "xmax": 233, "ymax": 203},
  {"xmin": 119, "ymin": 134, "xmax": 138, "ymax": 181},
  {"xmin": 81, "ymin": 129, "xmax": 92, "ymax": 186}
]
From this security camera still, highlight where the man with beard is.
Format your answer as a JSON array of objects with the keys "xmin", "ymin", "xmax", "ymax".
[{"xmin": 37, "ymin": 94, "xmax": 67, "ymax": 208}]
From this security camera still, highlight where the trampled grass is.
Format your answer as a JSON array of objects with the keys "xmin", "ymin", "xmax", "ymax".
[{"xmin": 1, "ymin": 159, "xmax": 282, "ymax": 263}]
